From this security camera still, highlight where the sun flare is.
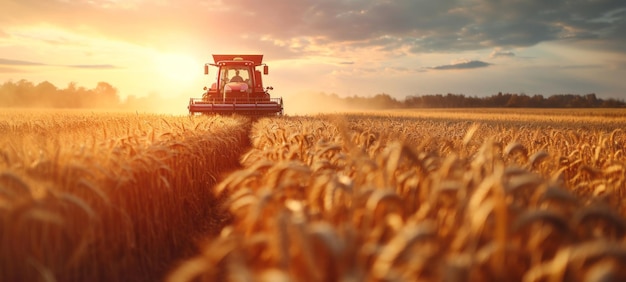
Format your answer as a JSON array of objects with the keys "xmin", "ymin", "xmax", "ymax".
[{"xmin": 152, "ymin": 52, "xmax": 201, "ymax": 85}]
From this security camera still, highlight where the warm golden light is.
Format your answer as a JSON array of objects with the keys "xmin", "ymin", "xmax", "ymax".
[
  {"xmin": 0, "ymin": 1, "xmax": 624, "ymax": 112},
  {"xmin": 152, "ymin": 52, "xmax": 201, "ymax": 87}
]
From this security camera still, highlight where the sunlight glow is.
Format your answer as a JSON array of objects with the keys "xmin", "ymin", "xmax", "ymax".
[
  {"xmin": 1, "ymin": 1, "xmax": 625, "ymax": 110},
  {"xmin": 0, "ymin": 24, "xmax": 207, "ymax": 102},
  {"xmin": 152, "ymin": 52, "xmax": 201, "ymax": 87}
]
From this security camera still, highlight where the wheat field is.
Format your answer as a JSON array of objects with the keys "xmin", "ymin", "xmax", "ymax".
[
  {"xmin": 1, "ymin": 108, "xmax": 626, "ymax": 281},
  {"xmin": 0, "ymin": 110, "xmax": 250, "ymax": 281}
]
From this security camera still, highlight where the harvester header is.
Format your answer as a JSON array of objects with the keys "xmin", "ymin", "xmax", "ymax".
[
  {"xmin": 212, "ymin": 54, "xmax": 264, "ymax": 65},
  {"xmin": 188, "ymin": 54, "xmax": 283, "ymax": 116}
]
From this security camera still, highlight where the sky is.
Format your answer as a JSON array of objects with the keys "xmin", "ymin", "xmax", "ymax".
[{"xmin": 1, "ymin": 0, "xmax": 625, "ymax": 114}]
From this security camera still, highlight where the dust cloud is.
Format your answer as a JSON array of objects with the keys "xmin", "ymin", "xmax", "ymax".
[
  {"xmin": 122, "ymin": 93, "xmax": 190, "ymax": 115},
  {"xmin": 130, "ymin": 91, "xmax": 384, "ymax": 116},
  {"xmin": 281, "ymin": 92, "xmax": 384, "ymax": 116}
]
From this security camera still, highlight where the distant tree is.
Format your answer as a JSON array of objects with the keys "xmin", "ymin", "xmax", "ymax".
[
  {"xmin": 33, "ymin": 81, "xmax": 58, "ymax": 107},
  {"xmin": 530, "ymin": 94, "xmax": 544, "ymax": 107},
  {"xmin": 93, "ymin": 82, "xmax": 120, "ymax": 108},
  {"xmin": 584, "ymin": 93, "xmax": 598, "ymax": 107},
  {"xmin": 506, "ymin": 94, "xmax": 522, "ymax": 107},
  {"xmin": 601, "ymin": 98, "xmax": 625, "ymax": 107},
  {"xmin": 16, "ymin": 79, "xmax": 36, "ymax": 106},
  {"xmin": 371, "ymin": 93, "xmax": 401, "ymax": 109},
  {"xmin": 0, "ymin": 81, "xmax": 18, "ymax": 106}
]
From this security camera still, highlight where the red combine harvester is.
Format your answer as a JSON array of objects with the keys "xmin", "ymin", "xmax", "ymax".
[{"xmin": 188, "ymin": 54, "xmax": 284, "ymax": 116}]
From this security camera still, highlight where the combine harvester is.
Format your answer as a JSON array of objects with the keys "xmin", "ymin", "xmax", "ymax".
[{"xmin": 188, "ymin": 54, "xmax": 284, "ymax": 116}]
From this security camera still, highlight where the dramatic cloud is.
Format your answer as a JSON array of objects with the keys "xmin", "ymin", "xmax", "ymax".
[
  {"xmin": 212, "ymin": 0, "xmax": 626, "ymax": 56},
  {"xmin": 430, "ymin": 60, "xmax": 491, "ymax": 70},
  {"xmin": 1, "ymin": 0, "xmax": 625, "ymax": 102},
  {"xmin": 1, "ymin": 0, "xmax": 624, "ymax": 59}
]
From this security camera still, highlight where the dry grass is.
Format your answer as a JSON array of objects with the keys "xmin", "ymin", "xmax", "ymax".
[
  {"xmin": 0, "ymin": 110, "xmax": 251, "ymax": 282},
  {"xmin": 2, "ymin": 108, "xmax": 626, "ymax": 282},
  {"xmin": 168, "ymin": 109, "xmax": 626, "ymax": 282}
]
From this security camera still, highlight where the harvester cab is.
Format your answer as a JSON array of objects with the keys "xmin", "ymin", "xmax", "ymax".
[{"xmin": 188, "ymin": 54, "xmax": 283, "ymax": 116}]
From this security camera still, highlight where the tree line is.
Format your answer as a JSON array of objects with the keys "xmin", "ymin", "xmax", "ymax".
[
  {"xmin": 0, "ymin": 79, "xmax": 174, "ymax": 110},
  {"xmin": 404, "ymin": 92, "xmax": 626, "ymax": 108},
  {"xmin": 1, "ymin": 79, "xmax": 624, "ymax": 109},
  {"xmin": 309, "ymin": 92, "xmax": 625, "ymax": 109},
  {"xmin": 0, "ymin": 80, "xmax": 121, "ymax": 108}
]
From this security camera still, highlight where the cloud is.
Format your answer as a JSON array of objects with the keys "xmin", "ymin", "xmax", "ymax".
[
  {"xmin": 214, "ymin": 0, "xmax": 626, "ymax": 55},
  {"xmin": 490, "ymin": 50, "xmax": 515, "ymax": 58},
  {"xmin": 0, "ymin": 58, "xmax": 45, "ymax": 66},
  {"xmin": 430, "ymin": 60, "xmax": 491, "ymax": 70},
  {"xmin": 0, "ymin": 58, "xmax": 119, "ymax": 69},
  {"xmin": 67, "ymin": 64, "xmax": 119, "ymax": 69},
  {"xmin": 555, "ymin": 64, "xmax": 603, "ymax": 69},
  {"xmin": 611, "ymin": 60, "xmax": 626, "ymax": 70},
  {"xmin": 1, "ymin": 0, "xmax": 625, "ymax": 60}
]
